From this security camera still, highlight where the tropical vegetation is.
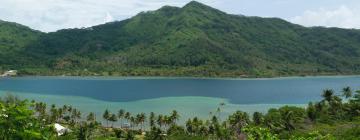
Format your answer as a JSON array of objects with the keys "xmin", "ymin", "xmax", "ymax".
[
  {"xmin": 2, "ymin": 1, "xmax": 360, "ymax": 77},
  {"xmin": 1, "ymin": 87, "xmax": 360, "ymax": 139}
]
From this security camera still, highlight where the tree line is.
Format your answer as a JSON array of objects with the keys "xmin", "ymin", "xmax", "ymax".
[{"xmin": 1, "ymin": 87, "xmax": 360, "ymax": 139}]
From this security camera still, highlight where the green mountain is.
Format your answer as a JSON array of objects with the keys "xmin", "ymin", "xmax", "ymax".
[
  {"xmin": 0, "ymin": 20, "xmax": 42, "ymax": 69},
  {"xmin": 2, "ymin": 1, "xmax": 360, "ymax": 77}
]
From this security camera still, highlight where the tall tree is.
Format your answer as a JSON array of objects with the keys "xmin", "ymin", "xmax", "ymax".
[
  {"xmin": 170, "ymin": 110, "xmax": 180, "ymax": 125},
  {"xmin": 149, "ymin": 112, "xmax": 155, "ymax": 127},
  {"xmin": 322, "ymin": 89, "xmax": 334, "ymax": 103},
  {"xmin": 103, "ymin": 109, "xmax": 110, "ymax": 127},
  {"xmin": 118, "ymin": 109, "xmax": 125, "ymax": 127},
  {"xmin": 342, "ymin": 87, "xmax": 352, "ymax": 99},
  {"xmin": 157, "ymin": 115, "xmax": 164, "ymax": 130},
  {"xmin": 253, "ymin": 112, "xmax": 264, "ymax": 125},
  {"xmin": 50, "ymin": 104, "xmax": 58, "ymax": 123},
  {"xmin": 139, "ymin": 113, "xmax": 146, "ymax": 131},
  {"xmin": 109, "ymin": 114, "xmax": 118, "ymax": 128},
  {"xmin": 228, "ymin": 111, "xmax": 250, "ymax": 136},
  {"xmin": 87, "ymin": 112, "xmax": 96, "ymax": 122},
  {"xmin": 125, "ymin": 112, "xmax": 131, "ymax": 124},
  {"xmin": 307, "ymin": 102, "xmax": 317, "ymax": 122}
]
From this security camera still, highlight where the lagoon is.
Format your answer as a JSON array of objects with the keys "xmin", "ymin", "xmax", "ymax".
[{"xmin": 0, "ymin": 76, "xmax": 359, "ymax": 123}]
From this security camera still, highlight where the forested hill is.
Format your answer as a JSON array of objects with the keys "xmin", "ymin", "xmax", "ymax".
[
  {"xmin": 0, "ymin": 20, "xmax": 42, "ymax": 69},
  {"xmin": 2, "ymin": 1, "xmax": 360, "ymax": 77}
]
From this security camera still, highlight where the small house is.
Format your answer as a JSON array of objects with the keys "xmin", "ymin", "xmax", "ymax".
[
  {"xmin": 54, "ymin": 123, "xmax": 71, "ymax": 136},
  {"xmin": 1, "ymin": 70, "xmax": 17, "ymax": 77}
]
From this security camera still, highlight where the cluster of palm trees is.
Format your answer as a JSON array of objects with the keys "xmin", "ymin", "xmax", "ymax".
[
  {"xmin": 153, "ymin": 110, "xmax": 180, "ymax": 130},
  {"xmin": 31, "ymin": 102, "xmax": 81, "ymax": 125},
  {"xmin": 4, "ymin": 86, "xmax": 359, "ymax": 139},
  {"xmin": 307, "ymin": 86, "xmax": 360, "ymax": 122},
  {"xmin": 102, "ymin": 109, "xmax": 179, "ymax": 131}
]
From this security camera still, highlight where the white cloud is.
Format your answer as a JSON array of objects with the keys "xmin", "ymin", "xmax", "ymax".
[
  {"xmin": 2, "ymin": 0, "xmax": 359, "ymax": 32},
  {"xmin": 0, "ymin": 0, "xmax": 218, "ymax": 32},
  {"xmin": 104, "ymin": 12, "xmax": 114, "ymax": 23},
  {"xmin": 291, "ymin": 5, "xmax": 360, "ymax": 29}
]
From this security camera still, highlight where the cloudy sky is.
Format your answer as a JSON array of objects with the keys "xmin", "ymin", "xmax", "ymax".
[{"xmin": 1, "ymin": 0, "xmax": 360, "ymax": 32}]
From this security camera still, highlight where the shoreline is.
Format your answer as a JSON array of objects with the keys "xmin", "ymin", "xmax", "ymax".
[
  {"xmin": 0, "ymin": 91, "xmax": 308, "ymax": 123},
  {"xmin": 7, "ymin": 74, "xmax": 360, "ymax": 80}
]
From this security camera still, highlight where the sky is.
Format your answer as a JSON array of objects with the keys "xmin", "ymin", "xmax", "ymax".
[{"xmin": 1, "ymin": 0, "xmax": 360, "ymax": 32}]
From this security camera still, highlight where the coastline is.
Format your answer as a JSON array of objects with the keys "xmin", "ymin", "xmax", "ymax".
[
  {"xmin": 8, "ymin": 74, "xmax": 360, "ymax": 81},
  {"xmin": 0, "ymin": 90, "xmax": 308, "ymax": 123}
]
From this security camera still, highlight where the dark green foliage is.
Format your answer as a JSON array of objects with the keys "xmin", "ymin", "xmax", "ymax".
[
  {"xmin": 252, "ymin": 112, "xmax": 264, "ymax": 125},
  {"xmin": 341, "ymin": 125, "xmax": 360, "ymax": 140},
  {"xmin": 0, "ymin": 96, "xmax": 56, "ymax": 139},
  {"xmin": 0, "ymin": 20, "xmax": 42, "ymax": 70},
  {"xmin": 113, "ymin": 128, "xmax": 125, "ymax": 138},
  {"xmin": 279, "ymin": 106, "xmax": 306, "ymax": 131},
  {"xmin": 125, "ymin": 131, "xmax": 135, "ymax": 140},
  {"xmin": 2, "ymin": 2, "xmax": 360, "ymax": 77},
  {"xmin": 307, "ymin": 102, "xmax": 317, "ymax": 122},
  {"xmin": 145, "ymin": 127, "xmax": 166, "ymax": 140}
]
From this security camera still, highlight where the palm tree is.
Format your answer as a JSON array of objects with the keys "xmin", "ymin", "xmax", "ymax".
[
  {"xmin": 109, "ymin": 114, "xmax": 118, "ymax": 128},
  {"xmin": 135, "ymin": 114, "xmax": 141, "ymax": 129},
  {"xmin": 322, "ymin": 89, "xmax": 334, "ymax": 103},
  {"xmin": 62, "ymin": 105, "xmax": 68, "ymax": 113},
  {"xmin": 67, "ymin": 105, "xmax": 73, "ymax": 113},
  {"xmin": 57, "ymin": 108, "xmax": 64, "ymax": 122},
  {"xmin": 170, "ymin": 110, "xmax": 180, "ymax": 124},
  {"xmin": 71, "ymin": 108, "xmax": 81, "ymax": 123},
  {"xmin": 149, "ymin": 112, "xmax": 155, "ymax": 127},
  {"xmin": 87, "ymin": 112, "xmax": 96, "ymax": 122},
  {"xmin": 157, "ymin": 115, "xmax": 164, "ymax": 130},
  {"xmin": 211, "ymin": 115, "xmax": 218, "ymax": 124},
  {"xmin": 125, "ymin": 112, "xmax": 131, "ymax": 125},
  {"xmin": 130, "ymin": 116, "xmax": 136, "ymax": 129},
  {"xmin": 139, "ymin": 113, "xmax": 146, "ymax": 131},
  {"xmin": 163, "ymin": 115, "xmax": 171, "ymax": 130},
  {"xmin": 342, "ymin": 86, "xmax": 352, "ymax": 99},
  {"xmin": 76, "ymin": 109, "xmax": 82, "ymax": 122},
  {"xmin": 35, "ymin": 102, "xmax": 47, "ymax": 120},
  {"xmin": 186, "ymin": 119, "xmax": 194, "ymax": 135},
  {"xmin": 103, "ymin": 109, "xmax": 110, "ymax": 127},
  {"xmin": 118, "ymin": 109, "xmax": 125, "ymax": 127},
  {"xmin": 191, "ymin": 117, "xmax": 203, "ymax": 135},
  {"xmin": 50, "ymin": 104, "xmax": 58, "ymax": 123},
  {"xmin": 228, "ymin": 111, "xmax": 249, "ymax": 136},
  {"xmin": 282, "ymin": 110, "xmax": 295, "ymax": 131}
]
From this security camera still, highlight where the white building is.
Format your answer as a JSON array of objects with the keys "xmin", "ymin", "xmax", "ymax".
[
  {"xmin": 54, "ymin": 123, "xmax": 71, "ymax": 136},
  {"xmin": 1, "ymin": 70, "xmax": 17, "ymax": 77}
]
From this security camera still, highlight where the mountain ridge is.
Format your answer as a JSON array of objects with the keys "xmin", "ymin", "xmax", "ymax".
[{"xmin": 1, "ymin": 1, "xmax": 360, "ymax": 77}]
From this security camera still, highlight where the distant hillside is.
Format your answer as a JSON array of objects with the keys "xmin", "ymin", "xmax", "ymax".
[
  {"xmin": 0, "ymin": 20, "xmax": 42, "ymax": 70},
  {"xmin": 2, "ymin": 1, "xmax": 360, "ymax": 77}
]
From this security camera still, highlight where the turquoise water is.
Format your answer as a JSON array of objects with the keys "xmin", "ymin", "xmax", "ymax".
[{"xmin": 0, "ymin": 76, "xmax": 359, "ymax": 123}]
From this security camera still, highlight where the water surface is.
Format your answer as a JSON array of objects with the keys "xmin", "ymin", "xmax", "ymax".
[{"xmin": 0, "ymin": 76, "xmax": 359, "ymax": 122}]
